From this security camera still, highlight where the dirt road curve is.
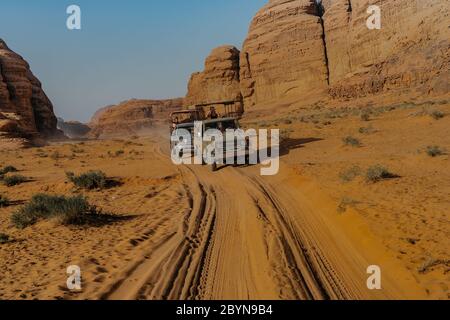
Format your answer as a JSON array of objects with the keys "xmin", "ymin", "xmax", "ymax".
[{"xmin": 101, "ymin": 142, "xmax": 424, "ymax": 300}]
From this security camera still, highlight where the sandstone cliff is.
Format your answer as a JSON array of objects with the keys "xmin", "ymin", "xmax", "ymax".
[
  {"xmin": 57, "ymin": 118, "xmax": 91, "ymax": 139},
  {"xmin": 322, "ymin": 0, "xmax": 450, "ymax": 101},
  {"xmin": 0, "ymin": 39, "xmax": 61, "ymax": 147},
  {"xmin": 240, "ymin": 0, "xmax": 329, "ymax": 107},
  {"xmin": 89, "ymin": 98, "xmax": 183, "ymax": 138},
  {"xmin": 185, "ymin": 45, "xmax": 242, "ymax": 106},
  {"xmin": 189, "ymin": 0, "xmax": 449, "ymax": 111}
]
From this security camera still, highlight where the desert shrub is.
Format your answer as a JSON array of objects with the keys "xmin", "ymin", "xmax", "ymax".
[
  {"xmin": 66, "ymin": 171, "xmax": 107, "ymax": 190},
  {"xmin": 425, "ymin": 146, "xmax": 444, "ymax": 157},
  {"xmin": 360, "ymin": 112, "xmax": 371, "ymax": 122},
  {"xmin": 0, "ymin": 194, "xmax": 10, "ymax": 208},
  {"xmin": 359, "ymin": 126, "xmax": 376, "ymax": 135},
  {"xmin": 11, "ymin": 194, "xmax": 100, "ymax": 229},
  {"xmin": 70, "ymin": 146, "xmax": 85, "ymax": 153},
  {"xmin": 337, "ymin": 197, "xmax": 358, "ymax": 214},
  {"xmin": 115, "ymin": 150, "xmax": 125, "ymax": 157},
  {"xmin": 279, "ymin": 129, "xmax": 293, "ymax": 145},
  {"xmin": 0, "ymin": 233, "xmax": 10, "ymax": 244},
  {"xmin": 3, "ymin": 175, "xmax": 27, "ymax": 187},
  {"xmin": 366, "ymin": 165, "xmax": 396, "ymax": 183},
  {"xmin": 429, "ymin": 110, "xmax": 445, "ymax": 120},
  {"xmin": 0, "ymin": 166, "xmax": 18, "ymax": 175},
  {"xmin": 342, "ymin": 136, "xmax": 361, "ymax": 147},
  {"xmin": 417, "ymin": 257, "xmax": 441, "ymax": 274},
  {"xmin": 50, "ymin": 151, "xmax": 62, "ymax": 160},
  {"xmin": 339, "ymin": 166, "xmax": 361, "ymax": 183}
]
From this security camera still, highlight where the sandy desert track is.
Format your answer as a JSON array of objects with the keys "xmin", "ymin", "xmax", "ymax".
[{"xmin": 100, "ymin": 140, "xmax": 425, "ymax": 300}]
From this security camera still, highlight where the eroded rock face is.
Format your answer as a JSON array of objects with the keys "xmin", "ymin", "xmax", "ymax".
[
  {"xmin": 89, "ymin": 98, "xmax": 183, "ymax": 138},
  {"xmin": 322, "ymin": 0, "xmax": 450, "ymax": 100},
  {"xmin": 240, "ymin": 0, "xmax": 329, "ymax": 107},
  {"xmin": 185, "ymin": 45, "xmax": 242, "ymax": 106},
  {"xmin": 57, "ymin": 118, "xmax": 91, "ymax": 139},
  {"xmin": 0, "ymin": 39, "xmax": 60, "ymax": 146}
]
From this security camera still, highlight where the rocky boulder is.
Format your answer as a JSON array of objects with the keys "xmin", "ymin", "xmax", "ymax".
[{"xmin": 185, "ymin": 45, "xmax": 242, "ymax": 106}]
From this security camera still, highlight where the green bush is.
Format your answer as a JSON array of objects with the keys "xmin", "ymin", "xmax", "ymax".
[
  {"xmin": 342, "ymin": 136, "xmax": 361, "ymax": 147},
  {"xmin": 3, "ymin": 175, "xmax": 27, "ymax": 187},
  {"xmin": 0, "ymin": 194, "xmax": 10, "ymax": 208},
  {"xmin": 426, "ymin": 146, "xmax": 444, "ymax": 157},
  {"xmin": 66, "ymin": 171, "xmax": 107, "ymax": 190},
  {"xmin": 366, "ymin": 165, "xmax": 396, "ymax": 183},
  {"xmin": 11, "ymin": 194, "xmax": 99, "ymax": 229}
]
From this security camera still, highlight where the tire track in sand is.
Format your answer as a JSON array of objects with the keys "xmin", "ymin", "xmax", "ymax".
[{"xmin": 102, "ymin": 139, "xmax": 423, "ymax": 300}]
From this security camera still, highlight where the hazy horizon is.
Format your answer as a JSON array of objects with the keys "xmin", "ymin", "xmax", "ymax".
[{"xmin": 0, "ymin": 0, "xmax": 266, "ymax": 122}]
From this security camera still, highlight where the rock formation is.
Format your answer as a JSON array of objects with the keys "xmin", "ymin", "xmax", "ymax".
[
  {"xmin": 188, "ymin": 0, "xmax": 449, "ymax": 111},
  {"xmin": 321, "ymin": 0, "xmax": 450, "ymax": 101},
  {"xmin": 0, "ymin": 39, "xmax": 61, "ymax": 147},
  {"xmin": 57, "ymin": 118, "xmax": 91, "ymax": 139},
  {"xmin": 185, "ymin": 45, "xmax": 242, "ymax": 106},
  {"xmin": 88, "ymin": 98, "xmax": 183, "ymax": 138},
  {"xmin": 240, "ymin": 0, "xmax": 329, "ymax": 107}
]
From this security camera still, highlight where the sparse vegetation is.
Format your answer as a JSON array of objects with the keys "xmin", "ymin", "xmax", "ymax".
[
  {"xmin": 2, "ymin": 175, "xmax": 27, "ymax": 187},
  {"xmin": 342, "ymin": 136, "xmax": 361, "ymax": 147},
  {"xmin": 359, "ymin": 126, "xmax": 376, "ymax": 135},
  {"xmin": 50, "ymin": 151, "xmax": 63, "ymax": 160},
  {"xmin": 279, "ymin": 129, "xmax": 293, "ymax": 145},
  {"xmin": 360, "ymin": 111, "xmax": 371, "ymax": 122},
  {"xmin": 0, "ymin": 233, "xmax": 10, "ymax": 244},
  {"xmin": 429, "ymin": 110, "xmax": 445, "ymax": 120},
  {"xmin": 366, "ymin": 165, "xmax": 397, "ymax": 183},
  {"xmin": 66, "ymin": 171, "xmax": 107, "ymax": 190},
  {"xmin": 337, "ymin": 197, "xmax": 359, "ymax": 214},
  {"xmin": 339, "ymin": 166, "xmax": 361, "ymax": 183},
  {"xmin": 11, "ymin": 194, "xmax": 103, "ymax": 229},
  {"xmin": 425, "ymin": 146, "xmax": 444, "ymax": 157},
  {"xmin": 70, "ymin": 145, "xmax": 85, "ymax": 153},
  {"xmin": 0, "ymin": 165, "xmax": 18, "ymax": 175},
  {"xmin": 417, "ymin": 257, "xmax": 441, "ymax": 274},
  {"xmin": 0, "ymin": 194, "xmax": 10, "ymax": 207}
]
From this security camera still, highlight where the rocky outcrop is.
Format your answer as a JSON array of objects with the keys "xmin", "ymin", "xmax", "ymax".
[
  {"xmin": 321, "ymin": 0, "xmax": 450, "ymax": 101},
  {"xmin": 191, "ymin": 0, "xmax": 449, "ymax": 111},
  {"xmin": 0, "ymin": 39, "xmax": 61, "ymax": 147},
  {"xmin": 88, "ymin": 98, "xmax": 183, "ymax": 138},
  {"xmin": 57, "ymin": 118, "xmax": 91, "ymax": 139},
  {"xmin": 240, "ymin": 0, "xmax": 329, "ymax": 107},
  {"xmin": 185, "ymin": 45, "xmax": 242, "ymax": 106}
]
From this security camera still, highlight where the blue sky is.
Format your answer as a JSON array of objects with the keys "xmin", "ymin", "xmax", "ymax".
[{"xmin": 0, "ymin": 0, "xmax": 266, "ymax": 121}]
